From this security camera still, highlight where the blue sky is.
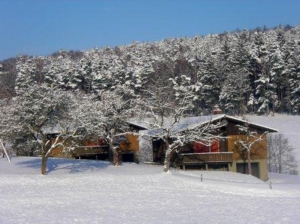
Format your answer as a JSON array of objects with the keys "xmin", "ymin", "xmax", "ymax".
[{"xmin": 1, "ymin": 0, "xmax": 300, "ymax": 60}]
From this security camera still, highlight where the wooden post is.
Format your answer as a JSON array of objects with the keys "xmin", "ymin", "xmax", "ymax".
[{"xmin": 0, "ymin": 139, "xmax": 10, "ymax": 162}]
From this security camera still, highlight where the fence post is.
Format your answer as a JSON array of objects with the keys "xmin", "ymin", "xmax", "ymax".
[{"xmin": 0, "ymin": 139, "xmax": 11, "ymax": 162}]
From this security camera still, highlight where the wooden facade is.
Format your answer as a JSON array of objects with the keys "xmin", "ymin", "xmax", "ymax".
[
  {"xmin": 49, "ymin": 133, "xmax": 140, "ymax": 162},
  {"xmin": 170, "ymin": 116, "xmax": 277, "ymax": 180},
  {"xmin": 177, "ymin": 152, "xmax": 233, "ymax": 170}
]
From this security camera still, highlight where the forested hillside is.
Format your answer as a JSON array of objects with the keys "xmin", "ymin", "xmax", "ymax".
[{"xmin": 1, "ymin": 24, "xmax": 300, "ymax": 115}]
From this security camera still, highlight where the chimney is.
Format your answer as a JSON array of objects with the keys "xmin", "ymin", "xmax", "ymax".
[{"xmin": 213, "ymin": 105, "xmax": 222, "ymax": 115}]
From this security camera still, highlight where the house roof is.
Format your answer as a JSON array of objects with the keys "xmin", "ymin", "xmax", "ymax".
[
  {"xmin": 217, "ymin": 115, "xmax": 278, "ymax": 132},
  {"xmin": 129, "ymin": 114, "xmax": 278, "ymax": 136},
  {"xmin": 45, "ymin": 114, "xmax": 278, "ymax": 136},
  {"xmin": 185, "ymin": 114, "xmax": 278, "ymax": 133}
]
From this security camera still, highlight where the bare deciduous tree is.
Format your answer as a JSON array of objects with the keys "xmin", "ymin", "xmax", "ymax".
[
  {"xmin": 234, "ymin": 122, "xmax": 267, "ymax": 176},
  {"xmin": 91, "ymin": 87, "xmax": 135, "ymax": 166},
  {"xmin": 267, "ymin": 133, "xmax": 298, "ymax": 175},
  {"xmin": 136, "ymin": 78, "xmax": 224, "ymax": 172},
  {"xmin": 0, "ymin": 84, "xmax": 79, "ymax": 174}
]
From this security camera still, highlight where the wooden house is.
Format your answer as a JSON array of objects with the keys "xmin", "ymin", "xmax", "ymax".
[
  {"xmin": 133, "ymin": 114, "xmax": 277, "ymax": 180},
  {"xmin": 47, "ymin": 124, "xmax": 145, "ymax": 163},
  {"xmin": 47, "ymin": 114, "xmax": 277, "ymax": 180}
]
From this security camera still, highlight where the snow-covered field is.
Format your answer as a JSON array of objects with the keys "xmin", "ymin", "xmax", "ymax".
[{"xmin": 1, "ymin": 157, "xmax": 300, "ymax": 224}]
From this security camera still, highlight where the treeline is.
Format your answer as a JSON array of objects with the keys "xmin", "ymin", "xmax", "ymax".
[{"xmin": 1, "ymin": 24, "xmax": 300, "ymax": 115}]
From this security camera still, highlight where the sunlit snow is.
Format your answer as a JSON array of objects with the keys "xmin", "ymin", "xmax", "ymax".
[{"xmin": 1, "ymin": 156, "xmax": 299, "ymax": 224}]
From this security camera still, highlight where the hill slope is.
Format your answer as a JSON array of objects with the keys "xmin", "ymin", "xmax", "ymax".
[{"xmin": 1, "ymin": 24, "xmax": 300, "ymax": 115}]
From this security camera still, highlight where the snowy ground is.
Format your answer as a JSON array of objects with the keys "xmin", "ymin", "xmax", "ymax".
[{"xmin": 1, "ymin": 157, "xmax": 300, "ymax": 224}]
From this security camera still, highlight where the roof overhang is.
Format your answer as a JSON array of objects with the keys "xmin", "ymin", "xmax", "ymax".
[{"xmin": 210, "ymin": 115, "xmax": 278, "ymax": 133}]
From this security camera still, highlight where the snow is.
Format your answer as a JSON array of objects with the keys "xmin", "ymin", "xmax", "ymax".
[{"xmin": 1, "ymin": 156, "xmax": 300, "ymax": 224}]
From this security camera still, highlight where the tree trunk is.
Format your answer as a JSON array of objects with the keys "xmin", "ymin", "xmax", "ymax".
[
  {"xmin": 163, "ymin": 153, "xmax": 171, "ymax": 172},
  {"xmin": 163, "ymin": 139, "xmax": 171, "ymax": 172},
  {"xmin": 243, "ymin": 162, "xmax": 247, "ymax": 174},
  {"xmin": 112, "ymin": 149, "xmax": 120, "ymax": 166},
  {"xmin": 248, "ymin": 148, "xmax": 252, "ymax": 175},
  {"xmin": 41, "ymin": 154, "xmax": 48, "ymax": 175},
  {"xmin": 279, "ymin": 154, "xmax": 282, "ymax": 174},
  {"xmin": 108, "ymin": 138, "xmax": 120, "ymax": 166}
]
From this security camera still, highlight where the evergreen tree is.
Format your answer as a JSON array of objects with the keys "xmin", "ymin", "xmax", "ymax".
[
  {"xmin": 219, "ymin": 33, "xmax": 251, "ymax": 115},
  {"xmin": 197, "ymin": 52, "xmax": 220, "ymax": 114},
  {"xmin": 2, "ymin": 24, "xmax": 300, "ymax": 115},
  {"xmin": 15, "ymin": 57, "xmax": 37, "ymax": 94}
]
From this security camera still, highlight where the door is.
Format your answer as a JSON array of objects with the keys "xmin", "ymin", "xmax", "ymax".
[{"xmin": 236, "ymin": 162, "xmax": 260, "ymax": 178}]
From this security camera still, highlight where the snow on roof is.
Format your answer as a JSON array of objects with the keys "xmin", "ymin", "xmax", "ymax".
[
  {"xmin": 130, "ymin": 114, "xmax": 278, "ymax": 136},
  {"xmin": 127, "ymin": 119, "xmax": 150, "ymax": 130},
  {"xmin": 221, "ymin": 115, "xmax": 278, "ymax": 132},
  {"xmin": 174, "ymin": 114, "xmax": 224, "ymax": 132},
  {"xmin": 186, "ymin": 114, "xmax": 278, "ymax": 133},
  {"xmin": 44, "ymin": 114, "xmax": 278, "ymax": 135}
]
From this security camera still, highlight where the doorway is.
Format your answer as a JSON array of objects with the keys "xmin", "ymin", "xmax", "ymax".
[{"xmin": 236, "ymin": 162, "xmax": 260, "ymax": 178}]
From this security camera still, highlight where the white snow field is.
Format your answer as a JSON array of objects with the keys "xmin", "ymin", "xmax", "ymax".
[{"xmin": 0, "ymin": 157, "xmax": 300, "ymax": 224}]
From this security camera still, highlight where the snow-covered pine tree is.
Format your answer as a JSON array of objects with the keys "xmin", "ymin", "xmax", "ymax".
[
  {"xmin": 73, "ymin": 57, "xmax": 93, "ymax": 93},
  {"xmin": 196, "ymin": 51, "xmax": 220, "ymax": 114},
  {"xmin": 269, "ymin": 49, "xmax": 285, "ymax": 113},
  {"xmin": 44, "ymin": 54, "xmax": 80, "ymax": 90},
  {"xmin": 283, "ymin": 31, "xmax": 300, "ymax": 114},
  {"xmin": 250, "ymin": 31, "xmax": 275, "ymax": 115},
  {"xmin": 3, "ymin": 24, "xmax": 300, "ymax": 115},
  {"xmin": 0, "ymin": 64, "xmax": 13, "ymax": 98},
  {"xmin": 219, "ymin": 32, "xmax": 251, "ymax": 115},
  {"xmin": 15, "ymin": 57, "xmax": 37, "ymax": 94}
]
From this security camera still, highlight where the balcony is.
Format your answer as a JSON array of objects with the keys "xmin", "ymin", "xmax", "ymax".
[
  {"xmin": 72, "ymin": 146, "xmax": 109, "ymax": 157},
  {"xmin": 176, "ymin": 152, "xmax": 233, "ymax": 168}
]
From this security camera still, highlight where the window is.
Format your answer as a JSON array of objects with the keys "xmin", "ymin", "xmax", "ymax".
[{"xmin": 193, "ymin": 140, "xmax": 220, "ymax": 153}]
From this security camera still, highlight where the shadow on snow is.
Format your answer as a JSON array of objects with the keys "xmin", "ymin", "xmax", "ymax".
[{"xmin": 16, "ymin": 157, "xmax": 110, "ymax": 174}]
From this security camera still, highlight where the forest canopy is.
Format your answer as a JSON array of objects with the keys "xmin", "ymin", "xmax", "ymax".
[{"xmin": 1, "ymin": 24, "xmax": 300, "ymax": 115}]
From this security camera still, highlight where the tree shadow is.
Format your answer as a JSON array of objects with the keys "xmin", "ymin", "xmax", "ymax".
[{"xmin": 17, "ymin": 157, "xmax": 110, "ymax": 174}]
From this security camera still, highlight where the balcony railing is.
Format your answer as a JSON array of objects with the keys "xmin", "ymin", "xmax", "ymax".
[
  {"xmin": 72, "ymin": 146, "xmax": 109, "ymax": 156},
  {"xmin": 177, "ymin": 152, "xmax": 233, "ymax": 165}
]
